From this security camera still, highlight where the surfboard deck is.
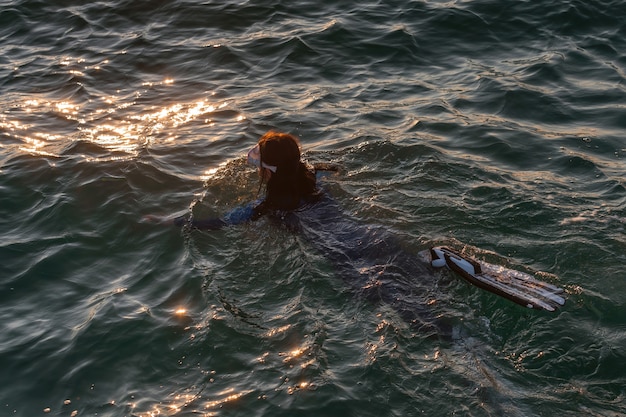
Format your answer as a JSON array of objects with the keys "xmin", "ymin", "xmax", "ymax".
[{"xmin": 422, "ymin": 246, "xmax": 566, "ymax": 312}]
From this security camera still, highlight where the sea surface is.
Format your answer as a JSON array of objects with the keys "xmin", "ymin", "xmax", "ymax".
[{"xmin": 1, "ymin": 0, "xmax": 625, "ymax": 416}]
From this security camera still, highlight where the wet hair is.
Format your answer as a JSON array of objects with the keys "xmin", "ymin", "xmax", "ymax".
[{"xmin": 257, "ymin": 131, "xmax": 318, "ymax": 210}]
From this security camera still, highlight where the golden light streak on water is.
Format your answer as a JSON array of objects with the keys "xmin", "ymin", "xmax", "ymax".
[
  {"xmin": 134, "ymin": 388, "xmax": 250, "ymax": 417},
  {"xmin": 1, "ymin": 93, "xmax": 226, "ymax": 160},
  {"xmin": 201, "ymin": 167, "xmax": 220, "ymax": 182},
  {"xmin": 264, "ymin": 324, "xmax": 292, "ymax": 338}
]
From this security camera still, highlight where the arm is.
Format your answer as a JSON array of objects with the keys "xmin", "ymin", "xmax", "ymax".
[{"xmin": 174, "ymin": 200, "xmax": 263, "ymax": 230}]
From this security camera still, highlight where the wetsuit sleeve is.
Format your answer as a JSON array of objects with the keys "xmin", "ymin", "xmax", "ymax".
[
  {"xmin": 223, "ymin": 202, "xmax": 258, "ymax": 225},
  {"xmin": 173, "ymin": 201, "xmax": 263, "ymax": 230}
]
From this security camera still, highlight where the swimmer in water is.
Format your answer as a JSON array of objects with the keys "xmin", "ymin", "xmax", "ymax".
[
  {"xmin": 151, "ymin": 130, "xmax": 448, "ymax": 334},
  {"xmin": 146, "ymin": 130, "xmax": 564, "ymax": 330},
  {"xmin": 169, "ymin": 130, "xmax": 330, "ymax": 229}
]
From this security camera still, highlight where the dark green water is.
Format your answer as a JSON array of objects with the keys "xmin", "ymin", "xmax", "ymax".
[{"xmin": 1, "ymin": 1, "xmax": 625, "ymax": 416}]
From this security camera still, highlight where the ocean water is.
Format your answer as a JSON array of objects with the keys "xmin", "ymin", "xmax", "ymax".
[{"xmin": 1, "ymin": 0, "xmax": 625, "ymax": 416}]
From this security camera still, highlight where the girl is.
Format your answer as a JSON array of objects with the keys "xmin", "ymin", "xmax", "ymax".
[
  {"xmin": 157, "ymin": 131, "xmax": 563, "ymax": 335},
  {"xmin": 166, "ymin": 131, "xmax": 448, "ymax": 335},
  {"xmin": 172, "ymin": 131, "xmax": 328, "ymax": 229}
]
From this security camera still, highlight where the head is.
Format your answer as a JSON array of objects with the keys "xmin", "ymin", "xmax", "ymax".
[
  {"xmin": 247, "ymin": 131, "xmax": 300, "ymax": 177},
  {"xmin": 247, "ymin": 131, "xmax": 303, "ymax": 180},
  {"xmin": 247, "ymin": 131, "xmax": 317, "ymax": 210}
]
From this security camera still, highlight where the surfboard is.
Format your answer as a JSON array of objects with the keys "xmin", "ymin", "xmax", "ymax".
[{"xmin": 424, "ymin": 246, "xmax": 566, "ymax": 312}]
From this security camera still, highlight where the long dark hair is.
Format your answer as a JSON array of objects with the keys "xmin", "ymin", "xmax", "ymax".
[{"xmin": 257, "ymin": 131, "xmax": 318, "ymax": 210}]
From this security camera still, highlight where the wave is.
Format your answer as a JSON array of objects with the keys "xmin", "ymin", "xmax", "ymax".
[{"xmin": 2, "ymin": 0, "xmax": 626, "ymax": 416}]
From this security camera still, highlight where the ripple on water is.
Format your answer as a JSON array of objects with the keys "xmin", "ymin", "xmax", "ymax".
[{"xmin": 1, "ymin": 0, "xmax": 626, "ymax": 416}]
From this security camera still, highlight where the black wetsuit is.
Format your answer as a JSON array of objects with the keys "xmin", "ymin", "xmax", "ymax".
[{"xmin": 176, "ymin": 191, "xmax": 449, "ymax": 337}]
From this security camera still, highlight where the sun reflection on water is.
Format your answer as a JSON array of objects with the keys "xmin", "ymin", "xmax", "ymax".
[
  {"xmin": 76, "ymin": 98, "xmax": 226, "ymax": 156},
  {"xmin": 1, "ymin": 80, "xmax": 236, "ymax": 161},
  {"xmin": 133, "ymin": 388, "xmax": 250, "ymax": 417},
  {"xmin": 129, "ymin": 325, "xmax": 319, "ymax": 416}
]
